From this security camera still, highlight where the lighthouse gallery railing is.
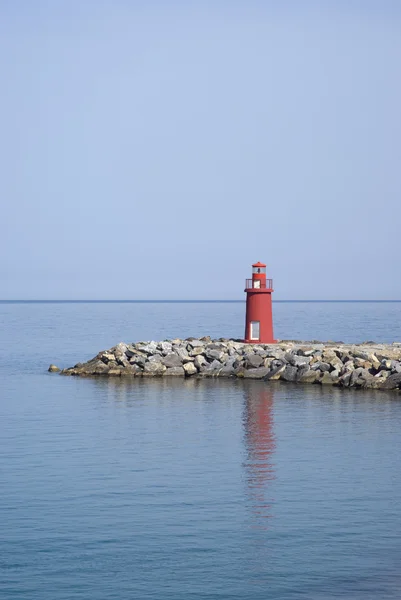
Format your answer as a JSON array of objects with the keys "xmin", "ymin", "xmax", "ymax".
[{"xmin": 245, "ymin": 279, "xmax": 273, "ymax": 290}]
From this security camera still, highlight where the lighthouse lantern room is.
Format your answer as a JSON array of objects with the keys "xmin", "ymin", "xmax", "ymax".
[{"xmin": 244, "ymin": 262, "xmax": 276, "ymax": 344}]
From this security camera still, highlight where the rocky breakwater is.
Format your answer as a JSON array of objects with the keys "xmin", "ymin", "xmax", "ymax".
[{"xmin": 57, "ymin": 338, "xmax": 401, "ymax": 392}]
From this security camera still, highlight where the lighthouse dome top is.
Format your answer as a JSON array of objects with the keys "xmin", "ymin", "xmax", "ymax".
[{"xmin": 252, "ymin": 261, "xmax": 266, "ymax": 268}]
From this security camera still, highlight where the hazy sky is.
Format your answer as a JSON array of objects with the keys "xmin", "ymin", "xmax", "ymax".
[{"xmin": 1, "ymin": 1, "xmax": 400, "ymax": 299}]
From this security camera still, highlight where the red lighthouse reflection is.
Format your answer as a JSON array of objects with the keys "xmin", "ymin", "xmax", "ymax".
[{"xmin": 243, "ymin": 382, "xmax": 276, "ymax": 524}]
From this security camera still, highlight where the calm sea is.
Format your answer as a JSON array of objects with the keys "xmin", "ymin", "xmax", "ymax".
[{"xmin": 1, "ymin": 301, "xmax": 401, "ymax": 599}]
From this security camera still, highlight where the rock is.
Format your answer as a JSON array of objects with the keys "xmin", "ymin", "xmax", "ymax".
[
  {"xmin": 48, "ymin": 364, "xmax": 61, "ymax": 373},
  {"xmin": 297, "ymin": 347, "xmax": 315, "ymax": 357},
  {"xmin": 200, "ymin": 360, "xmax": 222, "ymax": 375},
  {"xmin": 284, "ymin": 353, "xmax": 311, "ymax": 367},
  {"xmin": 320, "ymin": 372, "xmax": 336, "ymax": 385},
  {"xmin": 162, "ymin": 353, "xmax": 183, "ymax": 368},
  {"xmin": 352, "ymin": 349, "xmax": 370, "ymax": 361},
  {"xmin": 339, "ymin": 372, "xmax": 352, "ymax": 387},
  {"xmin": 241, "ymin": 367, "xmax": 270, "ymax": 379},
  {"xmin": 311, "ymin": 361, "xmax": 331, "ymax": 372},
  {"xmin": 219, "ymin": 365, "xmax": 236, "ymax": 377},
  {"xmin": 368, "ymin": 353, "xmax": 381, "ymax": 369},
  {"xmin": 205, "ymin": 348, "xmax": 225, "ymax": 361},
  {"xmin": 343, "ymin": 360, "xmax": 355, "ymax": 371},
  {"xmin": 207, "ymin": 343, "xmax": 227, "ymax": 350},
  {"xmin": 255, "ymin": 348, "xmax": 268, "ymax": 357},
  {"xmin": 164, "ymin": 367, "xmax": 185, "ymax": 376},
  {"xmin": 120, "ymin": 364, "xmax": 142, "ymax": 376},
  {"xmin": 129, "ymin": 355, "xmax": 147, "ymax": 368},
  {"xmin": 263, "ymin": 357, "xmax": 274, "ymax": 369},
  {"xmin": 143, "ymin": 360, "xmax": 166, "ymax": 375},
  {"xmin": 85, "ymin": 360, "xmax": 109, "ymax": 374},
  {"xmin": 116, "ymin": 356, "xmax": 130, "ymax": 367},
  {"xmin": 174, "ymin": 346, "xmax": 189, "ymax": 361},
  {"xmin": 101, "ymin": 352, "xmax": 115, "ymax": 364},
  {"xmin": 194, "ymin": 355, "xmax": 207, "ymax": 370},
  {"xmin": 265, "ymin": 364, "xmax": 286, "ymax": 380},
  {"xmin": 190, "ymin": 346, "xmax": 206, "ymax": 357},
  {"xmin": 108, "ymin": 368, "xmax": 122, "ymax": 377},
  {"xmin": 351, "ymin": 368, "xmax": 373, "ymax": 387},
  {"xmin": 125, "ymin": 345, "xmax": 137, "ymax": 358},
  {"xmin": 354, "ymin": 357, "xmax": 368, "ymax": 368},
  {"xmin": 244, "ymin": 353, "xmax": 264, "ymax": 368},
  {"xmin": 138, "ymin": 342, "xmax": 158, "ymax": 355},
  {"xmin": 281, "ymin": 365, "xmax": 298, "ymax": 382},
  {"xmin": 326, "ymin": 356, "xmax": 343, "ymax": 370},
  {"xmin": 188, "ymin": 340, "xmax": 205, "ymax": 348},
  {"xmin": 381, "ymin": 373, "xmax": 401, "ymax": 390},
  {"xmin": 159, "ymin": 341, "xmax": 173, "ymax": 354},
  {"xmin": 183, "ymin": 362, "xmax": 197, "ymax": 376},
  {"xmin": 375, "ymin": 370, "xmax": 390, "ymax": 380},
  {"xmin": 298, "ymin": 369, "xmax": 319, "ymax": 384},
  {"xmin": 265, "ymin": 349, "xmax": 285, "ymax": 359}
]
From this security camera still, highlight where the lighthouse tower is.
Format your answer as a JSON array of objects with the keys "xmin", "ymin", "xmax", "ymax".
[{"xmin": 244, "ymin": 262, "xmax": 276, "ymax": 343}]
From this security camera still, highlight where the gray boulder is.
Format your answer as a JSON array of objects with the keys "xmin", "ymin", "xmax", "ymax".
[
  {"xmin": 391, "ymin": 361, "xmax": 401, "ymax": 374},
  {"xmin": 321, "ymin": 372, "xmax": 337, "ymax": 385},
  {"xmin": 205, "ymin": 348, "xmax": 225, "ymax": 361},
  {"xmin": 188, "ymin": 340, "xmax": 205, "ymax": 348},
  {"xmin": 284, "ymin": 353, "xmax": 311, "ymax": 367},
  {"xmin": 219, "ymin": 365, "xmax": 236, "ymax": 377},
  {"xmin": 194, "ymin": 355, "xmax": 207, "ymax": 370},
  {"xmin": 48, "ymin": 364, "xmax": 61, "ymax": 373},
  {"xmin": 162, "ymin": 353, "xmax": 183, "ymax": 368},
  {"xmin": 125, "ymin": 345, "xmax": 137, "ymax": 358},
  {"xmin": 244, "ymin": 354, "xmax": 264, "ymax": 368},
  {"xmin": 159, "ymin": 341, "xmax": 173, "ymax": 354},
  {"xmin": 350, "ymin": 367, "xmax": 367, "ymax": 386},
  {"xmin": 183, "ymin": 362, "xmax": 197, "ymax": 376},
  {"xmin": 281, "ymin": 365, "xmax": 298, "ymax": 382},
  {"xmin": 130, "ymin": 355, "xmax": 146, "ymax": 368},
  {"xmin": 190, "ymin": 346, "xmax": 206, "ymax": 357},
  {"xmin": 241, "ymin": 367, "xmax": 271, "ymax": 379},
  {"xmin": 298, "ymin": 369, "xmax": 319, "ymax": 384},
  {"xmin": 381, "ymin": 373, "xmax": 401, "ymax": 390},
  {"xmin": 297, "ymin": 347, "xmax": 315, "ymax": 357},
  {"xmin": 265, "ymin": 364, "xmax": 286, "ymax": 380},
  {"xmin": 143, "ymin": 359, "xmax": 166, "ymax": 375},
  {"xmin": 201, "ymin": 360, "xmax": 222, "ymax": 375},
  {"xmin": 108, "ymin": 368, "xmax": 122, "ymax": 377},
  {"xmin": 101, "ymin": 352, "xmax": 115, "ymax": 364},
  {"xmin": 164, "ymin": 367, "xmax": 185, "ymax": 376},
  {"xmin": 311, "ymin": 361, "xmax": 331, "ymax": 372},
  {"xmin": 138, "ymin": 342, "xmax": 158, "ymax": 355},
  {"xmin": 174, "ymin": 346, "xmax": 189, "ymax": 361},
  {"xmin": 120, "ymin": 364, "xmax": 142, "ymax": 376}
]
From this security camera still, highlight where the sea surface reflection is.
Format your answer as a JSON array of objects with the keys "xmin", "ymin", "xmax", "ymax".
[{"xmin": 242, "ymin": 383, "xmax": 276, "ymax": 527}]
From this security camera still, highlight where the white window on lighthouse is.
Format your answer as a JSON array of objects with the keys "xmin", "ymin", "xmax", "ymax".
[
  {"xmin": 250, "ymin": 321, "xmax": 260, "ymax": 340},
  {"xmin": 253, "ymin": 280, "xmax": 261, "ymax": 289}
]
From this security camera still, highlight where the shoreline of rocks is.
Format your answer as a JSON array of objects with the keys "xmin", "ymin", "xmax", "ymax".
[{"xmin": 51, "ymin": 337, "xmax": 401, "ymax": 392}]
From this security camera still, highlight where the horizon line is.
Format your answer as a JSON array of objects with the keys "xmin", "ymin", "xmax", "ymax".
[{"xmin": 1, "ymin": 299, "xmax": 401, "ymax": 304}]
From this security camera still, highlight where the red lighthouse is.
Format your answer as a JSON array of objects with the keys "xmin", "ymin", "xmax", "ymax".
[{"xmin": 244, "ymin": 262, "xmax": 276, "ymax": 344}]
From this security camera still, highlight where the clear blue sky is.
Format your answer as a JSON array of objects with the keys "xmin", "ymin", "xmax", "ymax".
[{"xmin": 1, "ymin": 1, "xmax": 400, "ymax": 300}]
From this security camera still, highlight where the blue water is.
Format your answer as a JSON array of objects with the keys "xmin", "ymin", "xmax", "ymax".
[{"xmin": 1, "ymin": 302, "xmax": 401, "ymax": 599}]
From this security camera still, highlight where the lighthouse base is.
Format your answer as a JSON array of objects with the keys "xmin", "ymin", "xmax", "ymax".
[{"xmin": 243, "ymin": 339, "xmax": 277, "ymax": 344}]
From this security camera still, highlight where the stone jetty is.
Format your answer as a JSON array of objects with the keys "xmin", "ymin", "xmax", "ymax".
[{"xmin": 56, "ymin": 338, "xmax": 401, "ymax": 392}]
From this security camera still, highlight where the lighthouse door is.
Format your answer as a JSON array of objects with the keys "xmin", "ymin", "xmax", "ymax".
[{"xmin": 250, "ymin": 321, "xmax": 260, "ymax": 341}]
